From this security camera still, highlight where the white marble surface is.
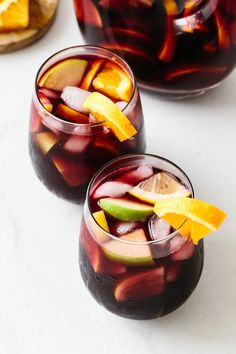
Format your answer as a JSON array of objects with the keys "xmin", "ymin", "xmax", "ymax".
[{"xmin": 0, "ymin": 1, "xmax": 236, "ymax": 353}]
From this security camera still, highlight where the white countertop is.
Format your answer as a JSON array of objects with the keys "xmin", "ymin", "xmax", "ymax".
[{"xmin": 0, "ymin": 1, "xmax": 236, "ymax": 353}]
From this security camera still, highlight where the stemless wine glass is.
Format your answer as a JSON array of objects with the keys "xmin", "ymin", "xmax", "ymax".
[
  {"xmin": 29, "ymin": 46, "xmax": 146, "ymax": 203},
  {"xmin": 74, "ymin": 0, "xmax": 236, "ymax": 98},
  {"xmin": 79, "ymin": 154, "xmax": 204, "ymax": 320}
]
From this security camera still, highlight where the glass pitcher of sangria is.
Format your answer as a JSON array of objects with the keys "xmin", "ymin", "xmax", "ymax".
[{"xmin": 74, "ymin": 0, "xmax": 236, "ymax": 98}]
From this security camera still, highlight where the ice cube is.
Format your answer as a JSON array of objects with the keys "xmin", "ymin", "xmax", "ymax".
[
  {"xmin": 116, "ymin": 101, "xmax": 128, "ymax": 111},
  {"xmin": 149, "ymin": 215, "xmax": 171, "ymax": 241},
  {"xmin": 171, "ymin": 237, "xmax": 195, "ymax": 261},
  {"xmin": 112, "ymin": 221, "xmax": 141, "ymax": 236},
  {"xmin": 170, "ymin": 234, "xmax": 187, "ymax": 254},
  {"xmin": 61, "ymin": 87, "xmax": 91, "ymax": 114},
  {"xmin": 42, "ymin": 115, "xmax": 64, "ymax": 136},
  {"xmin": 118, "ymin": 164, "xmax": 153, "ymax": 184},
  {"xmin": 63, "ymin": 135, "xmax": 91, "ymax": 154},
  {"xmin": 93, "ymin": 181, "xmax": 132, "ymax": 199}
]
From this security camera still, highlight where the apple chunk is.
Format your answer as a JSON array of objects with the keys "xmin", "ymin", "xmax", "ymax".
[
  {"xmin": 35, "ymin": 132, "xmax": 58, "ymax": 155},
  {"xmin": 103, "ymin": 228, "xmax": 154, "ymax": 266},
  {"xmin": 51, "ymin": 155, "xmax": 95, "ymax": 187},
  {"xmin": 115, "ymin": 266, "xmax": 165, "ymax": 302},
  {"xmin": 38, "ymin": 59, "xmax": 88, "ymax": 91},
  {"xmin": 99, "ymin": 197, "xmax": 153, "ymax": 221}
]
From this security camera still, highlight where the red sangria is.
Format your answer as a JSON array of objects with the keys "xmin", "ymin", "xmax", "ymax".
[
  {"xmin": 29, "ymin": 46, "xmax": 145, "ymax": 203},
  {"xmin": 80, "ymin": 154, "xmax": 205, "ymax": 319},
  {"xmin": 74, "ymin": 0, "xmax": 236, "ymax": 98}
]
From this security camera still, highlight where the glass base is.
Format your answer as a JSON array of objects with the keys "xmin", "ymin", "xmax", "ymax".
[{"xmin": 139, "ymin": 82, "xmax": 222, "ymax": 100}]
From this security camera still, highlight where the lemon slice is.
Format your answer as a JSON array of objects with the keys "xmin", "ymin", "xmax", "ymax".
[
  {"xmin": 0, "ymin": 0, "xmax": 29, "ymax": 31},
  {"xmin": 129, "ymin": 172, "xmax": 191, "ymax": 204},
  {"xmin": 83, "ymin": 92, "xmax": 137, "ymax": 142},
  {"xmin": 154, "ymin": 197, "xmax": 226, "ymax": 244},
  {"xmin": 93, "ymin": 61, "xmax": 133, "ymax": 102},
  {"xmin": 92, "ymin": 210, "xmax": 110, "ymax": 244}
]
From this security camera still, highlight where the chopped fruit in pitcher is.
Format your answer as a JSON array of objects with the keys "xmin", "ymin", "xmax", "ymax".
[
  {"xmin": 83, "ymin": 92, "xmax": 137, "ymax": 142},
  {"xmin": 103, "ymin": 229, "xmax": 154, "ymax": 266},
  {"xmin": 114, "ymin": 267, "xmax": 165, "ymax": 302},
  {"xmin": 129, "ymin": 172, "xmax": 191, "ymax": 204},
  {"xmin": 79, "ymin": 155, "xmax": 226, "ymax": 319},
  {"xmin": 29, "ymin": 49, "xmax": 145, "ymax": 203},
  {"xmin": 99, "ymin": 197, "xmax": 153, "ymax": 221},
  {"xmin": 92, "ymin": 61, "xmax": 133, "ymax": 102},
  {"xmin": 74, "ymin": 0, "xmax": 236, "ymax": 96}
]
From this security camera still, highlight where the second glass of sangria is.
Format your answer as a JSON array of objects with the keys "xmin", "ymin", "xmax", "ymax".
[{"xmin": 29, "ymin": 46, "xmax": 145, "ymax": 203}]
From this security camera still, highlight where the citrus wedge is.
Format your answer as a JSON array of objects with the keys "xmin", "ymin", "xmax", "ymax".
[
  {"xmin": 92, "ymin": 210, "xmax": 110, "ymax": 244},
  {"xmin": 129, "ymin": 172, "xmax": 191, "ymax": 204},
  {"xmin": 93, "ymin": 61, "xmax": 133, "ymax": 102},
  {"xmin": 80, "ymin": 59, "xmax": 105, "ymax": 90},
  {"xmin": 82, "ymin": 92, "xmax": 137, "ymax": 142},
  {"xmin": 0, "ymin": 0, "xmax": 29, "ymax": 32},
  {"xmin": 154, "ymin": 197, "xmax": 226, "ymax": 244}
]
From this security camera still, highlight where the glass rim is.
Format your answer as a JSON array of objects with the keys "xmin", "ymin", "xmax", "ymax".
[
  {"xmin": 34, "ymin": 45, "xmax": 137, "ymax": 129},
  {"xmin": 86, "ymin": 153, "xmax": 194, "ymax": 246}
]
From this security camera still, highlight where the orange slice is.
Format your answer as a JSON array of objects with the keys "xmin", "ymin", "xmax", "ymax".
[
  {"xmin": 93, "ymin": 61, "xmax": 133, "ymax": 102},
  {"xmin": 154, "ymin": 197, "xmax": 226, "ymax": 244},
  {"xmin": 0, "ymin": 0, "xmax": 29, "ymax": 32},
  {"xmin": 83, "ymin": 92, "xmax": 137, "ymax": 142},
  {"xmin": 57, "ymin": 104, "xmax": 89, "ymax": 124},
  {"xmin": 129, "ymin": 172, "xmax": 191, "ymax": 204},
  {"xmin": 80, "ymin": 59, "xmax": 105, "ymax": 90}
]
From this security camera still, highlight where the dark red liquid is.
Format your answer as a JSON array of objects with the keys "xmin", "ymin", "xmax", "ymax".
[
  {"xmin": 29, "ymin": 54, "xmax": 145, "ymax": 203},
  {"xmin": 74, "ymin": 0, "xmax": 236, "ymax": 96},
  {"xmin": 79, "ymin": 165, "xmax": 204, "ymax": 319}
]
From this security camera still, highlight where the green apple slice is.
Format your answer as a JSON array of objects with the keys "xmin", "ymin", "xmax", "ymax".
[
  {"xmin": 103, "ymin": 229, "xmax": 154, "ymax": 266},
  {"xmin": 99, "ymin": 197, "xmax": 153, "ymax": 221},
  {"xmin": 38, "ymin": 59, "xmax": 88, "ymax": 91}
]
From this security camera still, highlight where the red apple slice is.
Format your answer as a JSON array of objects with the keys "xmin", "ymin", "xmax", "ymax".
[
  {"xmin": 115, "ymin": 266, "xmax": 165, "ymax": 302},
  {"xmin": 80, "ymin": 220, "xmax": 126, "ymax": 275},
  {"xmin": 38, "ymin": 92, "xmax": 53, "ymax": 113},
  {"xmin": 51, "ymin": 155, "xmax": 95, "ymax": 187}
]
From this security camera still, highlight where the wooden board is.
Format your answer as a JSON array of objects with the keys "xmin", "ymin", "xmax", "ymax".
[{"xmin": 0, "ymin": 0, "xmax": 58, "ymax": 53}]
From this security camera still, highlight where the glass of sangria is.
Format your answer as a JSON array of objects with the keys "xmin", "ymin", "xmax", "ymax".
[
  {"xmin": 79, "ymin": 154, "xmax": 205, "ymax": 320},
  {"xmin": 74, "ymin": 0, "xmax": 236, "ymax": 98},
  {"xmin": 29, "ymin": 46, "xmax": 146, "ymax": 203}
]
